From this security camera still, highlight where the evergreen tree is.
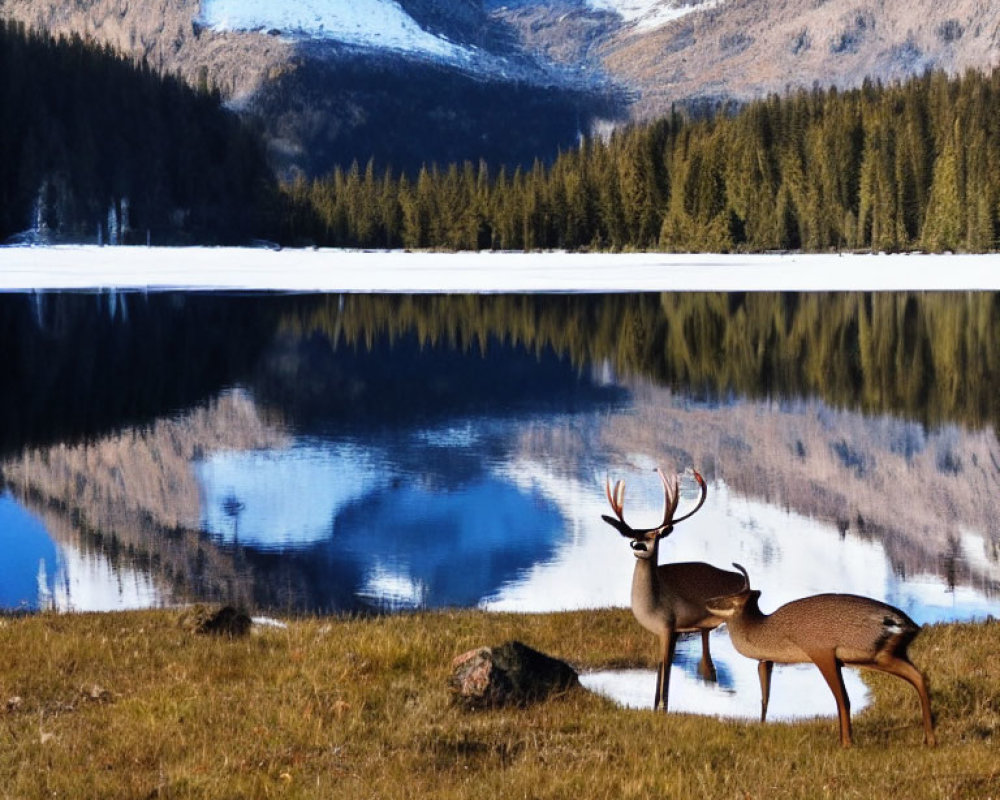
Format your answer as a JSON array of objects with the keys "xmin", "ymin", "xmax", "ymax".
[{"xmin": 921, "ymin": 117, "xmax": 965, "ymax": 251}]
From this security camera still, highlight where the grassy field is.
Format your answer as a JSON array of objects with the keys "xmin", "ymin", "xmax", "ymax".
[{"xmin": 0, "ymin": 609, "xmax": 998, "ymax": 799}]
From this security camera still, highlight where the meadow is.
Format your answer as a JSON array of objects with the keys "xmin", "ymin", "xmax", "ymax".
[{"xmin": 1, "ymin": 609, "xmax": 997, "ymax": 799}]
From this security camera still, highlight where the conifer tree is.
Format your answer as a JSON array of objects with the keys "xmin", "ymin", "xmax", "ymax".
[{"xmin": 921, "ymin": 117, "xmax": 965, "ymax": 251}]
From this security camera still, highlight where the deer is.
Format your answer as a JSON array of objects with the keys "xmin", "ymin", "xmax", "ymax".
[
  {"xmin": 705, "ymin": 563, "xmax": 936, "ymax": 748},
  {"xmin": 601, "ymin": 467, "xmax": 747, "ymax": 712}
]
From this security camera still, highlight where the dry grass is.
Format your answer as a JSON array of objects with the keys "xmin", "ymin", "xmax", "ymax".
[{"xmin": 0, "ymin": 609, "xmax": 998, "ymax": 799}]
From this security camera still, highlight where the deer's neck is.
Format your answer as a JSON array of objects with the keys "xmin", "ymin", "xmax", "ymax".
[
  {"xmin": 723, "ymin": 599, "xmax": 774, "ymax": 659},
  {"xmin": 629, "ymin": 546, "xmax": 669, "ymax": 634}
]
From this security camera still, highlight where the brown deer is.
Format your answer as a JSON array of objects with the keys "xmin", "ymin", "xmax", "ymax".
[
  {"xmin": 706, "ymin": 563, "xmax": 936, "ymax": 747},
  {"xmin": 602, "ymin": 468, "xmax": 746, "ymax": 712}
]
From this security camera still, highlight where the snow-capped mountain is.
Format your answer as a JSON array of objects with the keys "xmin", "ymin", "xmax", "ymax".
[
  {"xmin": 4, "ymin": 0, "xmax": 1000, "ymax": 175},
  {"xmin": 199, "ymin": 0, "xmax": 474, "ymax": 62}
]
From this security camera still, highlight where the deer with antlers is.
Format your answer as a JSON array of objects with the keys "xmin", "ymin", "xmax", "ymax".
[
  {"xmin": 602, "ymin": 467, "xmax": 746, "ymax": 712},
  {"xmin": 706, "ymin": 563, "xmax": 936, "ymax": 747}
]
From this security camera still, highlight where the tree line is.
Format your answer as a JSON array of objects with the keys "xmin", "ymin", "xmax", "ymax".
[
  {"xmin": 0, "ymin": 20, "xmax": 276, "ymax": 245},
  {"xmin": 282, "ymin": 68, "xmax": 1000, "ymax": 253}
]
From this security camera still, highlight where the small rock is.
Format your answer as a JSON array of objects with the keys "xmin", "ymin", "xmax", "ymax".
[
  {"xmin": 449, "ymin": 640, "xmax": 579, "ymax": 709},
  {"xmin": 178, "ymin": 604, "xmax": 252, "ymax": 637},
  {"xmin": 6, "ymin": 696, "xmax": 23, "ymax": 713}
]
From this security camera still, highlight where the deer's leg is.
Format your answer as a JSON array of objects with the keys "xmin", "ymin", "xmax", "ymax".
[
  {"xmin": 869, "ymin": 654, "xmax": 937, "ymax": 746},
  {"xmin": 697, "ymin": 629, "xmax": 718, "ymax": 682},
  {"xmin": 758, "ymin": 660, "xmax": 774, "ymax": 723},
  {"xmin": 656, "ymin": 630, "xmax": 677, "ymax": 712},
  {"xmin": 810, "ymin": 650, "xmax": 852, "ymax": 747}
]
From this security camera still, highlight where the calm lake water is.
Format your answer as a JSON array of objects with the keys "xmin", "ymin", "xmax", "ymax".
[{"xmin": 1, "ymin": 288, "xmax": 998, "ymax": 718}]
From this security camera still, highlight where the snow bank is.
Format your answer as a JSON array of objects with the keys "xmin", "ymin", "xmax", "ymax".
[{"xmin": 0, "ymin": 246, "xmax": 998, "ymax": 293}]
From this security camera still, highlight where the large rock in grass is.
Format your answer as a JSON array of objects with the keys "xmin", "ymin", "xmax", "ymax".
[
  {"xmin": 178, "ymin": 604, "xmax": 252, "ymax": 637},
  {"xmin": 449, "ymin": 641, "xmax": 579, "ymax": 709}
]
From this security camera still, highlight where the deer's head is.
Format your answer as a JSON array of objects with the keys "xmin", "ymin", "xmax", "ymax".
[
  {"xmin": 704, "ymin": 563, "xmax": 760, "ymax": 616},
  {"xmin": 602, "ymin": 468, "xmax": 708, "ymax": 560}
]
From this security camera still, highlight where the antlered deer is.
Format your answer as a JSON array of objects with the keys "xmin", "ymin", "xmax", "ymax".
[
  {"xmin": 602, "ymin": 468, "xmax": 745, "ymax": 712},
  {"xmin": 706, "ymin": 563, "xmax": 936, "ymax": 747}
]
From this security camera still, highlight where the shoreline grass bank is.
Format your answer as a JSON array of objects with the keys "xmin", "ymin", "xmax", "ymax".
[{"xmin": 1, "ymin": 609, "xmax": 997, "ymax": 798}]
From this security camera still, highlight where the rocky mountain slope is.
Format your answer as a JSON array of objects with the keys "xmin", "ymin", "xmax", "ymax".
[
  {"xmin": 3, "ymin": 0, "xmax": 999, "ymax": 173},
  {"xmin": 493, "ymin": 0, "xmax": 1000, "ymax": 117}
]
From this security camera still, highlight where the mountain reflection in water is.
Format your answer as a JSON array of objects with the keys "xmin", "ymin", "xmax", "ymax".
[
  {"xmin": 195, "ymin": 436, "xmax": 566, "ymax": 609},
  {"xmin": 0, "ymin": 289, "xmax": 997, "ymax": 622}
]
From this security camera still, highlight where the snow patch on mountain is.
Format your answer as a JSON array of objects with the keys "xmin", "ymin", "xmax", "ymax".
[
  {"xmin": 200, "ymin": 0, "xmax": 473, "ymax": 61},
  {"xmin": 587, "ymin": 0, "xmax": 722, "ymax": 31}
]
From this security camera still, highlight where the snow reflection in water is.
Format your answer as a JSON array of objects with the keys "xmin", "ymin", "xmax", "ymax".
[{"xmin": 0, "ymin": 492, "xmax": 161, "ymax": 612}]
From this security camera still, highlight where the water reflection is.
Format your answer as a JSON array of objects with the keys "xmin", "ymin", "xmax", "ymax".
[
  {"xmin": 197, "ymin": 442, "xmax": 385, "ymax": 550},
  {"xmin": 0, "ymin": 291, "xmax": 279, "ymax": 456},
  {"xmin": 342, "ymin": 475, "xmax": 563, "ymax": 608},
  {"xmin": 1, "ymin": 291, "xmax": 998, "ymax": 623},
  {"xmin": 0, "ymin": 493, "xmax": 57, "ymax": 610},
  {"xmin": 196, "ymin": 433, "xmax": 567, "ymax": 609},
  {"xmin": 0, "ymin": 492, "xmax": 161, "ymax": 611},
  {"xmin": 12, "ymin": 401, "xmax": 995, "ymax": 619}
]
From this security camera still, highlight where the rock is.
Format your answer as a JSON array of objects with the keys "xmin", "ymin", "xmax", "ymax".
[
  {"xmin": 178, "ymin": 604, "xmax": 252, "ymax": 637},
  {"xmin": 449, "ymin": 641, "xmax": 579, "ymax": 709}
]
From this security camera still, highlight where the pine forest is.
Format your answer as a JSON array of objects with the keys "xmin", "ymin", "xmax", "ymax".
[
  {"xmin": 0, "ymin": 20, "xmax": 275, "ymax": 245},
  {"xmin": 285, "ymin": 69, "xmax": 1000, "ymax": 253}
]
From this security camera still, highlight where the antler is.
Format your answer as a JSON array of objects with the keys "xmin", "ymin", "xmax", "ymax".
[
  {"xmin": 671, "ymin": 469, "xmax": 707, "ymax": 524},
  {"xmin": 605, "ymin": 477, "xmax": 627, "ymax": 523},
  {"xmin": 602, "ymin": 467, "xmax": 707, "ymax": 538},
  {"xmin": 656, "ymin": 468, "xmax": 680, "ymax": 525}
]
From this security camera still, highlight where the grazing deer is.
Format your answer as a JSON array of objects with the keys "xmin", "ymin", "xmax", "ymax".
[
  {"xmin": 602, "ymin": 468, "xmax": 746, "ymax": 712},
  {"xmin": 706, "ymin": 564, "xmax": 936, "ymax": 748}
]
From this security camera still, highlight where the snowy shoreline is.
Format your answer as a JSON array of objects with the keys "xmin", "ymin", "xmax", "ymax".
[{"xmin": 1, "ymin": 246, "xmax": 999, "ymax": 292}]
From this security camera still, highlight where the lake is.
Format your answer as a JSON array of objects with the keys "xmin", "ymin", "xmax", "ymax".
[{"xmin": 1, "ymin": 286, "xmax": 998, "ymax": 718}]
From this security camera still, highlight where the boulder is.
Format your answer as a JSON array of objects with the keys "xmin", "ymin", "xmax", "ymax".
[{"xmin": 449, "ymin": 640, "xmax": 579, "ymax": 709}]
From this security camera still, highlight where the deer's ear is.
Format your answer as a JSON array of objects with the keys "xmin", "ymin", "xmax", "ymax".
[
  {"xmin": 704, "ymin": 597, "xmax": 734, "ymax": 617},
  {"xmin": 601, "ymin": 515, "xmax": 634, "ymax": 537}
]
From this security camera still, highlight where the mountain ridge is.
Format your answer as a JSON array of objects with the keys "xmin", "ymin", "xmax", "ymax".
[{"xmin": 3, "ymin": 0, "xmax": 999, "ymax": 174}]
